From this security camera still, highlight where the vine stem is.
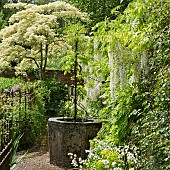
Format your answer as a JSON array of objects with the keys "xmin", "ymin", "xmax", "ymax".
[{"xmin": 74, "ymin": 40, "xmax": 78, "ymax": 121}]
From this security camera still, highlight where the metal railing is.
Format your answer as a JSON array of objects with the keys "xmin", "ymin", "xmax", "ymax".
[{"xmin": 0, "ymin": 86, "xmax": 34, "ymax": 170}]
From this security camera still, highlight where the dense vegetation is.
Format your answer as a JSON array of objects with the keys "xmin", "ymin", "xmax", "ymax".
[
  {"xmin": 0, "ymin": 0, "xmax": 169, "ymax": 169},
  {"xmin": 82, "ymin": 0, "xmax": 170, "ymax": 169},
  {"xmin": 0, "ymin": 77, "xmax": 68, "ymax": 150}
]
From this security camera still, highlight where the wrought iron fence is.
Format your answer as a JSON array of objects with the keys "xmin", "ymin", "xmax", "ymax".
[{"xmin": 0, "ymin": 86, "xmax": 34, "ymax": 170}]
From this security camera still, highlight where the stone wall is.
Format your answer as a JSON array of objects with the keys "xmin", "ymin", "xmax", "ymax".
[{"xmin": 0, "ymin": 69, "xmax": 84, "ymax": 85}]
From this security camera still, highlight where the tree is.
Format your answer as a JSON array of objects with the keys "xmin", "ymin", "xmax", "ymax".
[
  {"xmin": 61, "ymin": 22, "xmax": 89, "ymax": 120},
  {"xmin": 65, "ymin": 0, "xmax": 132, "ymax": 28},
  {"xmin": 0, "ymin": 2, "xmax": 87, "ymax": 80}
]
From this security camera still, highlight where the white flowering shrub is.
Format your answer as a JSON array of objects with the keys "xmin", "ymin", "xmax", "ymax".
[
  {"xmin": 68, "ymin": 139, "xmax": 139, "ymax": 170},
  {"xmin": 0, "ymin": 1, "xmax": 88, "ymax": 79},
  {"xmin": 85, "ymin": 140, "xmax": 139, "ymax": 170}
]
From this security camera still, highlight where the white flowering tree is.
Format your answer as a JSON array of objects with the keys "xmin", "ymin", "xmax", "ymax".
[{"xmin": 0, "ymin": 2, "xmax": 87, "ymax": 80}]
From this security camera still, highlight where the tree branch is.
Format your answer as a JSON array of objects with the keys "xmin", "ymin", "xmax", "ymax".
[{"xmin": 25, "ymin": 57, "xmax": 40, "ymax": 68}]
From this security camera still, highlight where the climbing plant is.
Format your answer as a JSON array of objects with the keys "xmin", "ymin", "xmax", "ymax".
[{"xmin": 83, "ymin": 0, "xmax": 170, "ymax": 169}]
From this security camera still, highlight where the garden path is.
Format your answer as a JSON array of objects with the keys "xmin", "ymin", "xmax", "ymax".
[{"xmin": 13, "ymin": 152, "xmax": 67, "ymax": 170}]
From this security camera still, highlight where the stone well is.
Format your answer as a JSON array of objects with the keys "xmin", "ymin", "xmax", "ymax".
[{"xmin": 48, "ymin": 117, "xmax": 102, "ymax": 168}]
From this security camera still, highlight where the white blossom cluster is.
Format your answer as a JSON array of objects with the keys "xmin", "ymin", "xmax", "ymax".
[{"xmin": 68, "ymin": 153, "xmax": 84, "ymax": 170}]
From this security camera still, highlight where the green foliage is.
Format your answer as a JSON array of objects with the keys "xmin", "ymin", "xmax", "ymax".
[
  {"xmin": 61, "ymin": 22, "xmax": 89, "ymax": 73},
  {"xmin": 11, "ymin": 81, "xmax": 47, "ymax": 149},
  {"xmin": 130, "ymin": 69, "xmax": 170, "ymax": 169},
  {"xmin": 0, "ymin": 78, "xmax": 69, "ymax": 149},
  {"xmin": 34, "ymin": 0, "xmax": 52, "ymax": 5},
  {"xmin": 10, "ymin": 134, "xmax": 27, "ymax": 169},
  {"xmin": 65, "ymin": 0, "xmax": 132, "ymax": 28},
  {"xmin": 86, "ymin": 98, "xmax": 104, "ymax": 118},
  {"xmin": 0, "ymin": 77, "xmax": 23, "ymax": 92},
  {"xmin": 0, "ymin": 80, "xmax": 47, "ymax": 149},
  {"xmin": 42, "ymin": 79, "xmax": 69, "ymax": 117},
  {"xmin": 0, "ymin": 11, "xmax": 6, "ymax": 30},
  {"xmin": 58, "ymin": 84, "xmax": 88, "ymax": 119},
  {"xmin": 0, "ymin": 0, "xmax": 19, "ymax": 28}
]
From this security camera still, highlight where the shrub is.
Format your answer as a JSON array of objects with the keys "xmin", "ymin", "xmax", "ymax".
[{"xmin": 42, "ymin": 79, "xmax": 69, "ymax": 117}]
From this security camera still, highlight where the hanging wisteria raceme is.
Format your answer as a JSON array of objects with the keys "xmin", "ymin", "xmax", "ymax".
[
  {"xmin": 130, "ymin": 51, "xmax": 149, "ymax": 85},
  {"xmin": 140, "ymin": 50, "xmax": 148, "ymax": 75},
  {"xmin": 116, "ymin": 42, "xmax": 127, "ymax": 90},
  {"xmin": 108, "ymin": 47, "xmax": 117, "ymax": 100},
  {"xmin": 108, "ymin": 50, "xmax": 114, "ymax": 99},
  {"xmin": 91, "ymin": 30, "xmax": 148, "ymax": 102},
  {"xmin": 108, "ymin": 39, "xmax": 131, "ymax": 100},
  {"xmin": 107, "ymin": 33, "xmax": 149, "ymax": 96},
  {"xmin": 85, "ymin": 38, "xmax": 105, "ymax": 100}
]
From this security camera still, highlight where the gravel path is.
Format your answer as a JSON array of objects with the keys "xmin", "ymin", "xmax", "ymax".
[{"xmin": 13, "ymin": 152, "xmax": 68, "ymax": 170}]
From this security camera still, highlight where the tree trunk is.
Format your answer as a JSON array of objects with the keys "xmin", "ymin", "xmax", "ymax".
[
  {"xmin": 40, "ymin": 43, "xmax": 43, "ymax": 80},
  {"xmin": 42, "ymin": 44, "xmax": 48, "ymax": 81}
]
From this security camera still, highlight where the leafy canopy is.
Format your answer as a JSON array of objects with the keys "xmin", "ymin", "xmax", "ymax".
[{"xmin": 66, "ymin": 0, "xmax": 132, "ymax": 28}]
